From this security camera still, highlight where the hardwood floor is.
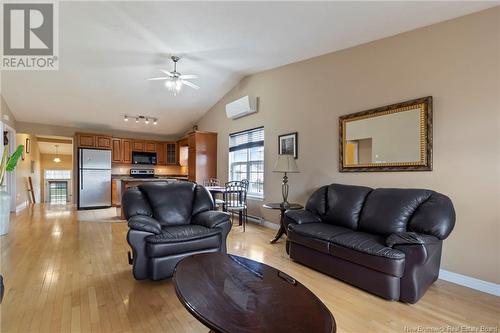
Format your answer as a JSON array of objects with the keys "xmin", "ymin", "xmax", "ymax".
[{"xmin": 0, "ymin": 204, "xmax": 498, "ymax": 333}]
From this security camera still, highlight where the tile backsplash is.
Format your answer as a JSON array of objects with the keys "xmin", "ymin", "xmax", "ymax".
[{"xmin": 112, "ymin": 164, "xmax": 187, "ymax": 176}]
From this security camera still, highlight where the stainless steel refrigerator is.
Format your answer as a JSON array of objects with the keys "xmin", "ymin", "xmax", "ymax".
[{"xmin": 78, "ymin": 148, "xmax": 112, "ymax": 209}]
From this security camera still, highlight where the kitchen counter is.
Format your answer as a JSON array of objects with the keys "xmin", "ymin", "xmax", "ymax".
[{"xmin": 112, "ymin": 175, "xmax": 189, "ymax": 181}]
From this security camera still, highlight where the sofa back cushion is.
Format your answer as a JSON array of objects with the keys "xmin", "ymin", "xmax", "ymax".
[
  {"xmin": 359, "ymin": 188, "xmax": 433, "ymax": 235},
  {"xmin": 122, "ymin": 187, "xmax": 153, "ymax": 220},
  {"xmin": 139, "ymin": 182, "xmax": 196, "ymax": 226},
  {"xmin": 305, "ymin": 186, "xmax": 328, "ymax": 216},
  {"xmin": 323, "ymin": 184, "xmax": 372, "ymax": 229}
]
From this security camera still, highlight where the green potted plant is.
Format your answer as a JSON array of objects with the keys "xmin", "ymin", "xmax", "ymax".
[{"xmin": 0, "ymin": 144, "xmax": 24, "ymax": 236}]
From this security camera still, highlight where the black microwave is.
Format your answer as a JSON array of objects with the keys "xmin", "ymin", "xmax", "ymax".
[{"xmin": 132, "ymin": 151, "xmax": 157, "ymax": 165}]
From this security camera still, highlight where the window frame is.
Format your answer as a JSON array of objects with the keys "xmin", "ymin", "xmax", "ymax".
[{"xmin": 228, "ymin": 127, "xmax": 264, "ymax": 199}]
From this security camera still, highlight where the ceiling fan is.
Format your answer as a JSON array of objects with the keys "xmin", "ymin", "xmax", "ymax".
[{"xmin": 148, "ymin": 56, "xmax": 199, "ymax": 95}]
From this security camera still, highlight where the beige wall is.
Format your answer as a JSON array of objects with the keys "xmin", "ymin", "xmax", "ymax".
[
  {"xmin": 1, "ymin": 96, "xmax": 17, "ymax": 130},
  {"xmin": 197, "ymin": 8, "xmax": 500, "ymax": 283},
  {"xmin": 40, "ymin": 154, "xmax": 73, "ymax": 203},
  {"xmin": 15, "ymin": 134, "xmax": 41, "ymax": 207}
]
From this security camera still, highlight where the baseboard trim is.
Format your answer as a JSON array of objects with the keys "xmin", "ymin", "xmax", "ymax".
[
  {"xmin": 246, "ymin": 215, "xmax": 280, "ymax": 230},
  {"xmin": 439, "ymin": 269, "xmax": 500, "ymax": 296},
  {"xmin": 15, "ymin": 201, "xmax": 28, "ymax": 212}
]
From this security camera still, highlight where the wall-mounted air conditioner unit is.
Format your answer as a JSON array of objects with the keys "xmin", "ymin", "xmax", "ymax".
[{"xmin": 225, "ymin": 96, "xmax": 258, "ymax": 119}]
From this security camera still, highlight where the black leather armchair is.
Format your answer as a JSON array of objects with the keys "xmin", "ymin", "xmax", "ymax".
[
  {"xmin": 284, "ymin": 183, "xmax": 455, "ymax": 303},
  {"xmin": 123, "ymin": 182, "xmax": 231, "ymax": 280}
]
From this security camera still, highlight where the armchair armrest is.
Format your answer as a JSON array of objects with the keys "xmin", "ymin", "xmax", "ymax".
[
  {"xmin": 284, "ymin": 210, "xmax": 321, "ymax": 225},
  {"xmin": 386, "ymin": 232, "xmax": 439, "ymax": 248},
  {"xmin": 128, "ymin": 215, "xmax": 162, "ymax": 235},
  {"xmin": 192, "ymin": 211, "xmax": 231, "ymax": 229}
]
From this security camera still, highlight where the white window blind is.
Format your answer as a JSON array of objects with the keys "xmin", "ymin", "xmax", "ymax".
[{"xmin": 229, "ymin": 127, "xmax": 264, "ymax": 198}]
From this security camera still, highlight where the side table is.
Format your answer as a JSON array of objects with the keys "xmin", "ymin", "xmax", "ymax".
[{"xmin": 263, "ymin": 203, "xmax": 303, "ymax": 244}]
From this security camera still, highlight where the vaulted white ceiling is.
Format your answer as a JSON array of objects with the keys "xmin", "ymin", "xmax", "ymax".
[{"xmin": 1, "ymin": 1, "xmax": 496, "ymax": 136}]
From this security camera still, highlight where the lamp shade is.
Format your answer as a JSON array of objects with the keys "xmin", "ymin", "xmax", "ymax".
[{"xmin": 273, "ymin": 154, "xmax": 299, "ymax": 173}]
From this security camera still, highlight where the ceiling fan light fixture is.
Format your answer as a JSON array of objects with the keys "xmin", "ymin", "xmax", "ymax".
[
  {"xmin": 153, "ymin": 119, "xmax": 158, "ymax": 125},
  {"xmin": 124, "ymin": 115, "xmax": 128, "ymax": 122},
  {"xmin": 150, "ymin": 56, "xmax": 198, "ymax": 95},
  {"xmin": 135, "ymin": 117, "xmax": 140, "ymax": 123},
  {"xmin": 145, "ymin": 118, "xmax": 149, "ymax": 124}
]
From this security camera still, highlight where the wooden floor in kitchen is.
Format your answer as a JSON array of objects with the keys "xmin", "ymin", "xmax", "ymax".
[{"xmin": 0, "ymin": 204, "xmax": 498, "ymax": 333}]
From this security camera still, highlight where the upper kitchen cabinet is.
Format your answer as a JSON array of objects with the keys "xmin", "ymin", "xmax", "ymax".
[
  {"xmin": 122, "ymin": 139, "xmax": 132, "ymax": 163},
  {"xmin": 145, "ymin": 141, "xmax": 157, "ymax": 153},
  {"xmin": 111, "ymin": 138, "xmax": 132, "ymax": 164},
  {"xmin": 132, "ymin": 140, "xmax": 145, "ymax": 152},
  {"xmin": 156, "ymin": 142, "xmax": 166, "ymax": 165},
  {"xmin": 76, "ymin": 133, "xmax": 112, "ymax": 150},
  {"xmin": 112, "ymin": 138, "xmax": 122, "ymax": 163},
  {"xmin": 182, "ymin": 131, "xmax": 217, "ymax": 183},
  {"xmin": 166, "ymin": 142, "xmax": 177, "ymax": 165},
  {"xmin": 96, "ymin": 136, "xmax": 112, "ymax": 149}
]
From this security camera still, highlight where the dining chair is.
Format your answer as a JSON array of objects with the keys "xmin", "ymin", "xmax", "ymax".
[
  {"xmin": 203, "ymin": 178, "xmax": 221, "ymax": 186},
  {"xmin": 203, "ymin": 178, "xmax": 224, "ymax": 209},
  {"xmin": 240, "ymin": 179, "xmax": 249, "ymax": 224},
  {"xmin": 224, "ymin": 181, "xmax": 248, "ymax": 231}
]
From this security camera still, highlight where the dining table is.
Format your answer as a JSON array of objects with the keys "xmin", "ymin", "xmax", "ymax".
[{"xmin": 205, "ymin": 185, "xmax": 244, "ymax": 226}]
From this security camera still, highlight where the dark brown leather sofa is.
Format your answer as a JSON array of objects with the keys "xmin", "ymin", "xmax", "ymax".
[
  {"xmin": 284, "ymin": 183, "xmax": 455, "ymax": 303},
  {"xmin": 123, "ymin": 182, "xmax": 231, "ymax": 280}
]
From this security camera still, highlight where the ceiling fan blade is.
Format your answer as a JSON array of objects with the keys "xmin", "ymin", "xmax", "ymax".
[
  {"xmin": 147, "ymin": 77, "xmax": 169, "ymax": 81},
  {"xmin": 182, "ymin": 80, "xmax": 200, "ymax": 90},
  {"xmin": 179, "ymin": 74, "xmax": 198, "ymax": 79},
  {"xmin": 160, "ymin": 69, "xmax": 175, "ymax": 77}
]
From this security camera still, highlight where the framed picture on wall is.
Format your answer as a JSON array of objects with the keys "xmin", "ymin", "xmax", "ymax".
[
  {"xmin": 25, "ymin": 138, "xmax": 31, "ymax": 154},
  {"xmin": 278, "ymin": 132, "xmax": 298, "ymax": 159}
]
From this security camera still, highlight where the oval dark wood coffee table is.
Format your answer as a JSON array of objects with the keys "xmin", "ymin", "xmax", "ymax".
[{"xmin": 173, "ymin": 253, "xmax": 336, "ymax": 333}]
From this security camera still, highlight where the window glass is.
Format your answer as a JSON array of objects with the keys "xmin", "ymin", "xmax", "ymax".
[{"xmin": 229, "ymin": 128, "xmax": 264, "ymax": 198}]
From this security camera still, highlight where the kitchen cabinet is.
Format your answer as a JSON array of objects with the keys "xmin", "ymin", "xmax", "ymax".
[
  {"xmin": 96, "ymin": 136, "xmax": 112, "ymax": 149},
  {"xmin": 145, "ymin": 141, "xmax": 157, "ymax": 152},
  {"xmin": 112, "ymin": 138, "xmax": 122, "ymax": 163},
  {"xmin": 166, "ymin": 142, "xmax": 177, "ymax": 165},
  {"xmin": 181, "ymin": 131, "xmax": 217, "ymax": 183},
  {"xmin": 156, "ymin": 142, "xmax": 166, "ymax": 165},
  {"xmin": 76, "ymin": 133, "xmax": 111, "ymax": 150},
  {"xmin": 77, "ymin": 133, "xmax": 95, "ymax": 148},
  {"xmin": 112, "ymin": 138, "xmax": 132, "ymax": 164},
  {"xmin": 132, "ymin": 140, "xmax": 145, "ymax": 152},
  {"xmin": 122, "ymin": 139, "xmax": 132, "ymax": 163},
  {"xmin": 111, "ymin": 179, "xmax": 118, "ymax": 207}
]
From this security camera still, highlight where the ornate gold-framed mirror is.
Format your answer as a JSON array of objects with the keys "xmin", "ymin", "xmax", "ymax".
[{"xmin": 339, "ymin": 96, "xmax": 432, "ymax": 172}]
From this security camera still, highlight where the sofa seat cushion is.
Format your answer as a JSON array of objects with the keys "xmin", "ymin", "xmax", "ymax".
[
  {"xmin": 146, "ymin": 225, "xmax": 221, "ymax": 258},
  {"xmin": 287, "ymin": 223, "xmax": 352, "ymax": 254},
  {"xmin": 329, "ymin": 231, "xmax": 406, "ymax": 277}
]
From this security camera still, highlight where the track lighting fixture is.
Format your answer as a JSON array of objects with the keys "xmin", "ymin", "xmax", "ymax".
[{"xmin": 124, "ymin": 115, "xmax": 158, "ymax": 125}]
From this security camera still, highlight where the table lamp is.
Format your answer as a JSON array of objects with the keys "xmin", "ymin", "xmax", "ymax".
[{"xmin": 273, "ymin": 154, "xmax": 299, "ymax": 208}]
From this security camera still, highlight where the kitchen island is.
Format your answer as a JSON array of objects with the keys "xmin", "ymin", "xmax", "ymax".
[{"xmin": 112, "ymin": 175, "xmax": 189, "ymax": 217}]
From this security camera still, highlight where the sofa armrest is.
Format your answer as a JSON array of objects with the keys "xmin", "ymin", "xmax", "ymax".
[
  {"xmin": 192, "ymin": 211, "xmax": 231, "ymax": 229},
  {"xmin": 192, "ymin": 210, "xmax": 232, "ymax": 253},
  {"xmin": 386, "ymin": 232, "xmax": 439, "ymax": 248},
  {"xmin": 284, "ymin": 210, "xmax": 321, "ymax": 225},
  {"xmin": 128, "ymin": 215, "xmax": 162, "ymax": 235}
]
